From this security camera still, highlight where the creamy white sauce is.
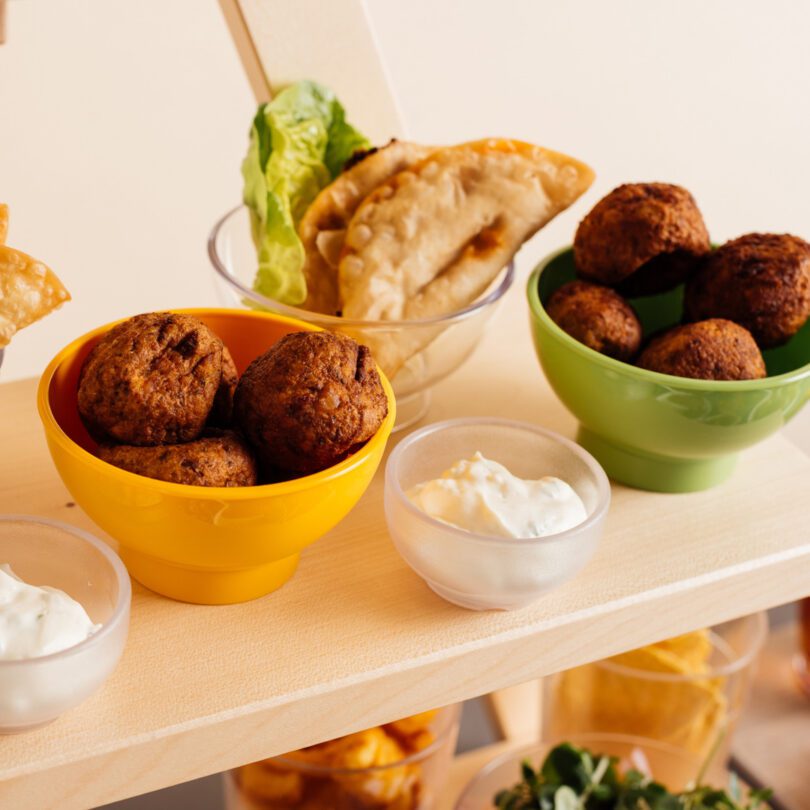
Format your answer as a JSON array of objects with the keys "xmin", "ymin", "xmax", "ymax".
[
  {"xmin": 0, "ymin": 564, "xmax": 100, "ymax": 660},
  {"xmin": 406, "ymin": 452, "xmax": 587, "ymax": 538}
]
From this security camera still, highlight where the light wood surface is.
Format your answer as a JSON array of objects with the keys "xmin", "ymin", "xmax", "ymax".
[
  {"xmin": 486, "ymin": 681, "xmax": 543, "ymax": 744},
  {"xmin": 226, "ymin": 0, "xmax": 405, "ymax": 142},
  {"xmin": 0, "ymin": 286, "xmax": 808, "ymax": 808}
]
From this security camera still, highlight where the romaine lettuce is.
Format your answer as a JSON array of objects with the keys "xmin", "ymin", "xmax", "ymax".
[{"xmin": 241, "ymin": 81, "xmax": 369, "ymax": 305}]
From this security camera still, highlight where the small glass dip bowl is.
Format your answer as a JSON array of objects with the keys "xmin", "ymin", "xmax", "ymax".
[
  {"xmin": 384, "ymin": 418, "xmax": 610, "ymax": 610},
  {"xmin": 209, "ymin": 206, "xmax": 515, "ymax": 430},
  {"xmin": 0, "ymin": 515, "xmax": 131, "ymax": 733}
]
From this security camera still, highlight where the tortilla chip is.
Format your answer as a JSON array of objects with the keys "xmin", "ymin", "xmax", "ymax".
[
  {"xmin": 0, "ymin": 245, "xmax": 70, "ymax": 347},
  {"xmin": 651, "ymin": 628, "xmax": 713, "ymax": 672},
  {"xmin": 0, "ymin": 204, "xmax": 8, "ymax": 245}
]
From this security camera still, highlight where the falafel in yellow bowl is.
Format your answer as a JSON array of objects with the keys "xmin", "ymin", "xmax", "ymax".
[{"xmin": 37, "ymin": 308, "xmax": 395, "ymax": 605}]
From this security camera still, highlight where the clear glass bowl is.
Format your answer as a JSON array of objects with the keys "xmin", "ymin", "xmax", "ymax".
[
  {"xmin": 0, "ymin": 515, "xmax": 131, "ymax": 733},
  {"xmin": 384, "ymin": 418, "xmax": 610, "ymax": 610},
  {"xmin": 209, "ymin": 206, "xmax": 515, "ymax": 429},
  {"xmin": 544, "ymin": 613, "xmax": 768, "ymax": 773},
  {"xmin": 224, "ymin": 705, "xmax": 460, "ymax": 810},
  {"xmin": 455, "ymin": 733, "xmax": 728, "ymax": 809}
]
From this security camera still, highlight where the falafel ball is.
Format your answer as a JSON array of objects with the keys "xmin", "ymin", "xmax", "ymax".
[
  {"xmin": 545, "ymin": 280, "xmax": 642, "ymax": 361},
  {"xmin": 638, "ymin": 319, "xmax": 766, "ymax": 380},
  {"xmin": 78, "ymin": 312, "xmax": 225, "ymax": 445},
  {"xmin": 684, "ymin": 233, "xmax": 810, "ymax": 348},
  {"xmin": 234, "ymin": 331, "xmax": 388, "ymax": 475},
  {"xmin": 209, "ymin": 345, "xmax": 238, "ymax": 427},
  {"xmin": 97, "ymin": 429, "xmax": 257, "ymax": 487},
  {"xmin": 574, "ymin": 183, "xmax": 710, "ymax": 296}
]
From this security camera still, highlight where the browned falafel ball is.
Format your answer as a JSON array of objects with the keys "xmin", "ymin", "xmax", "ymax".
[
  {"xmin": 574, "ymin": 183, "xmax": 711, "ymax": 296},
  {"xmin": 97, "ymin": 429, "xmax": 257, "ymax": 487},
  {"xmin": 545, "ymin": 280, "xmax": 642, "ymax": 361},
  {"xmin": 208, "ymin": 345, "xmax": 238, "ymax": 427},
  {"xmin": 684, "ymin": 233, "xmax": 810, "ymax": 348},
  {"xmin": 234, "ymin": 331, "xmax": 388, "ymax": 475},
  {"xmin": 78, "ymin": 312, "xmax": 225, "ymax": 445},
  {"xmin": 637, "ymin": 319, "xmax": 766, "ymax": 380}
]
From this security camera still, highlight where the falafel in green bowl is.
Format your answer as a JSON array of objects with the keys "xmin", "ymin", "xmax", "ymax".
[{"xmin": 527, "ymin": 247, "xmax": 810, "ymax": 493}]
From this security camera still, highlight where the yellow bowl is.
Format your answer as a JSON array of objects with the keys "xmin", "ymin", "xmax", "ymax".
[{"xmin": 37, "ymin": 308, "xmax": 396, "ymax": 605}]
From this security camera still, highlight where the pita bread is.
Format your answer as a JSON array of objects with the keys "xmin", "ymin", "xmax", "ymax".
[
  {"xmin": 338, "ymin": 139, "xmax": 594, "ymax": 373},
  {"xmin": 298, "ymin": 141, "xmax": 433, "ymax": 314},
  {"xmin": 0, "ymin": 245, "xmax": 70, "ymax": 346}
]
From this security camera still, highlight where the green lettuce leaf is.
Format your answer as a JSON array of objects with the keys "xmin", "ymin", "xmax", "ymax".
[{"xmin": 241, "ymin": 80, "xmax": 369, "ymax": 305}]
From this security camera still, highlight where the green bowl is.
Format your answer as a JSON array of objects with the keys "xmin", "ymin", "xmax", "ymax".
[{"xmin": 527, "ymin": 247, "xmax": 810, "ymax": 492}]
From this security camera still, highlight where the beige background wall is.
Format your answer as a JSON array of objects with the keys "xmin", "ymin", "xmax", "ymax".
[{"xmin": 1, "ymin": 0, "xmax": 808, "ymax": 441}]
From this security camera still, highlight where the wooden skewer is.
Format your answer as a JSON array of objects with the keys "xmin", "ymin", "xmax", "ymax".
[{"xmin": 217, "ymin": 0, "xmax": 406, "ymax": 142}]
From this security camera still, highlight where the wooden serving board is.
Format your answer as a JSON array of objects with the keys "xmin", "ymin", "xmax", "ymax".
[{"xmin": 0, "ymin": 281, "xmax": 808, "ymax": 809}]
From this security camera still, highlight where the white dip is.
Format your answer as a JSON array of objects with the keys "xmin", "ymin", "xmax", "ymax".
[
  {"xmin": 0, "ymin": 564, "xmax": 100, "ymax": 661},
  {"xmin": 406, "ymin": 452, "xmax": 587, "ymax": 538}
]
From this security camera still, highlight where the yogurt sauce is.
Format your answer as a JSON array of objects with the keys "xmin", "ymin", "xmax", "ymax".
[
  {"xmin": 406, "ymin": 452, "xmax": 587, "ymax": 538},
  {"xmin": 0, "ymin": 564, "xmax": 100, "ymax": 660}
]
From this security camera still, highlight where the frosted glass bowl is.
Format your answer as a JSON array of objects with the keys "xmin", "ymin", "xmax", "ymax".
[
  {"xmin": 0, "ymin": 515, "xmax": 131, "ymax": 733},
  {"xmin": 384, "ymin": 418, "xmax": 610, "ymax": 610}
]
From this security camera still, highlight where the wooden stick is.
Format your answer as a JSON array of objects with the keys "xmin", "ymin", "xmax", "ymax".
[
  {"xmin": 217, "ymin": 0, "xmax": 272, "ymax": 103},
  {"xmin": 221, "ymin": 0, "xmax": 406, "ymax": 141}
]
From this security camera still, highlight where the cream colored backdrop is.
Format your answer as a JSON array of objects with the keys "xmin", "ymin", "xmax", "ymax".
[{"xmin": 1, "ymin": 0, "xmax": 808, "ymax": 441}]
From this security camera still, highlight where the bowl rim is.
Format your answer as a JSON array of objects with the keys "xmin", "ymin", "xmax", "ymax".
[
  {"xmin": 385, "ymin": 417, "xmax": 611, "ymax": 545},
  {"xmin": 37, "ymin": 307, "xmax": 396, "ymax": 500},
  {"xmin": 267, "ymin": 704, "xmax": 460, "ymax": 775},
  {"xmin": 208, "ymin": 204, "xmax": 516, "ymax": 329},
  {"xmin": 528, "ymin": 245, "xmax": 810, "ymax": 390},
  {"xmin": 455, "ymin": 732, "xmax": 708, "ymax": 806},
  {"xmin": 0, "ymin": 514, "xmax": 131, "ymax": 668}
]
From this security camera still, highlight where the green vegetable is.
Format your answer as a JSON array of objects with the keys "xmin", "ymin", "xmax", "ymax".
[
  {"xmin": 493, "ymin": 743, "xmax": 771, "ymax": 810},
  {"xmin": 241, "ymin": 80, "xmax": 369, "ymax": 305}
]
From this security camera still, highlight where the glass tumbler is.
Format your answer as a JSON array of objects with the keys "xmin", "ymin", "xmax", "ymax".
[
  {"xmin": 543, "ymin": 614, "xmax": 767, "ymax": 778},
  {"xmin": 224, "ymin": 705, "xmax": 460, "ymax": 810}
]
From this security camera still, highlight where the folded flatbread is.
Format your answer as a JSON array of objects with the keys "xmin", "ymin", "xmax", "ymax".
[
  {"xmin": 338, "ymin": 139, "xmax": 594, "ymax": 373},
  {"xmin": 298, "ymin": 141, "xmax": 433, "ymax": 314}
]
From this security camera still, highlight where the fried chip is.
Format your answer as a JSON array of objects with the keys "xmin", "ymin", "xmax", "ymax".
[
  {"xmin": 0, "ymin": 244, "xmax": 70, "ymax": 347},
  {"xmin": 0, "ymin": 204, "xmax": 8, "ymax": 245},
  {"xmin": 237, "ymin": 761, "xmax": 303, "ymax": 804},
  {"xmin": 328, "ymin": 727, "xmax": 416, "ymax": 804}
]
